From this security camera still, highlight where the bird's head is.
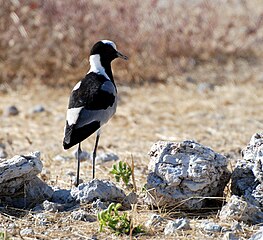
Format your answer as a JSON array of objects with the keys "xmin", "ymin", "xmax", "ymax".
[{"xmin": 90, "ymin": 40, "xmax": 128, "ymax": 63}]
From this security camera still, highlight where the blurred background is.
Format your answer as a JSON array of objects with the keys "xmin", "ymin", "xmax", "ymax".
[{"xmin": 1, "ymin": 0, "xmax": 263, "ymax": 87}]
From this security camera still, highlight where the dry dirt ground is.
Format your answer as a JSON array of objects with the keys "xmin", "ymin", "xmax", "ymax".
[{"xmin": 0, "ymin": 65, "xmax": 263, "ymax": 239}]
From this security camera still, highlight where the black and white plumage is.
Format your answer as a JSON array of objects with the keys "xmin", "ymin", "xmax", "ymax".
[{"xmin": 63, "ymin": 40, "xmax": 128, "ymax": 186}]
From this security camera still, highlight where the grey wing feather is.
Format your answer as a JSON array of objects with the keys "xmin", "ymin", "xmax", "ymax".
[
  {"xmin": 75, "ymin": 105, "xmax": 116, "ymax": 129},
  {"xmin": 101, "ymin": 81, "xmax": 116, "ymax": 95},
  {"xmin": 75, "ymin": 81, "xmax": 117, "ymax": 129},
  {"xmin": 75, "ymin": 109, "xmax": 99, "ymax": 129}
]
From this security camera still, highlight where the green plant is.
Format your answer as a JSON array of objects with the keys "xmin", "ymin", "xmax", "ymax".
[
  {"xmin": 0, "ymin": 231, "xmax": 10, "ymax": 240},
  {"xmin": 97, "ymin": 203, "xmax": 143, "ymax": 236},
  {"xmin": 110, "ymin": 161, "xmax": 132, "ymax": 186}
]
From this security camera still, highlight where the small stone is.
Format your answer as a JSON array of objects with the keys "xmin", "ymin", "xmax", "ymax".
[
  {"xmin": 126, "ymin": 192, "xmax": 138, "ymax": 204},
  {"xmin": 197, "ymin": 82, "xmax": 214, "ymax": 93},
  {"xmin": 51, "ymin": 187, "xmax": 73, "ymax": 204},
  {"xmin": 42, "ymin": 200, "xmax": 65, "ymax": 212},
  {"xmin": 223, "ymin": 232, "xmax": 240, "ymax": 240},
  {"xmin": 71, "ymin": 179, "xmax": 130, "ymax": 209},
  {"xmin": 0, "ymin": 84, "xmax": 8, "ymax": 93},
  {"xmin": 0, "ymin": 143, "xmax": 5, "ymax": 149},
  {"xmin": 164, "ymin": 218, "xmax": 191, "ymax": 235},
  {"xmin": 145, "ymin": 214, "xmax": 164, "ymax": 228},
  {"xmin": 71, "ymin": 210, "xmax": 97, "ymax": 222},
  {"xmin": 53, "ymin": 155, "xmax": 71, "ymax": 161},
  {"xmin": 42, "ymin": 169, "xmax": 50, "ymax": 175},
  {"xmin": 249, "ymin": 227, "xmax": 263, "ymax": 240},
  {"xmin": 32, "ymin": 105, "xmax": 45, "ymax": 113},
  {"xmin": 96, "ymin": 152, "xmax": 119, "ymax": 163},
  {"xmin": 34, "ymin": 213, "xmax": 48, "ymax": 226},
  {"xmin": 72, "ymin": 149, "xmax": 90, "ymax": 162},
  {"xmin": 4, "ymin": 105, "xmax": 19, "ymax": 116},
  {"xmin": 66, "ymin": 171, "xmax": 75, "ymax": 177},
  {"xmin": 7, "ymin": 223, "xmax": 16, "ymax": 235},
  {"xmin": 20, "ymin": 228, "xmax": 34, "ymax": 236},
  {"xmin": 231, "ymin": 132, "xmax": 263, "ymax": 208},
  {"xmin": 90, "ymin": 235, "xmax": 98, "ymax": 240},
  {"xmin": 0, "ymin": 148, "xmax": 7, "ymax": 159},
  {"xmin": 186, "ymin": 76, "xmax": 196, "ymax": 84},
  {"xmin": 201, "ymin": 221, "xmax": 222, "ymax": 232},
  {"xmin": 91, "ymin": 199, "xmax": 108, "ymax": 211},
  {"xmin": 8, "ymin": 223, "xmax": 16, "ymax": 229},
  {"xmin": 219, "ymin": 195, "xmax": 263, "ymax": 224}
]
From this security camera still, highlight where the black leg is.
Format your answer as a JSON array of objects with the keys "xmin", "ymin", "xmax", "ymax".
[
  {"xmin": 92, "ymin": 130, "xmax": 100, "ymax": 179},
  {"xmin": 76, "ymin": 142, "xmax": 82, "ymax": 186}
]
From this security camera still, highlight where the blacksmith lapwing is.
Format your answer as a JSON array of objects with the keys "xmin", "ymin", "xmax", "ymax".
[{"xmin": 63, "ymin": 40, "xmax": 128, "ymax": 186}]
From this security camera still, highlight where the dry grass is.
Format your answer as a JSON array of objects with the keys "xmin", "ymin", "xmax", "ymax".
[
  {"xmin": 1, "ymin": 0, "xmax": 263, "ymax": 86},
  {"xmin": 0, "ymin": 71, "xmax": 263, "ymax": 238}
]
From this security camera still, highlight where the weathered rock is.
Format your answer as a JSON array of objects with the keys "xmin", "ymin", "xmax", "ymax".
[
  {"xmin": 0, "ymin": 152, "xmax": 53, "ymax": 208},
  {"xmin": 223, "ymin": 232, "xmax": 240, "ymax": 240},
  {"xmin": 0, "ymin": 149, "xmax": 7, "ymax": 159},
  {"xmin": 201, "ymin": 221, "xmax": 222, "ymax": 232},
  {"xmin": 2, "ymin": 176, "xmax": 53, "ymax": 209},
  {"xmin": 90, "ymin": 235, "xmax": 99, "ymax": 240},
  {"xmin": 146, "ymin": 140, "xmax": 230, "ymax": 209},
  {"xmin": 219, "ymin": 195, "xmax": 263, "ymax": 224},
  {"xmin": 71, "ymin": 210, "xmax": 97, "ymax": 222},
  {"xmin": 4, "ymin": 105, "xmax": 19, "ymax": 116},
  {"xmin": 231, "ymin": 133, "xmax": 263, "ymax": 209},
  {"xmin": 33, "ymin": 213, "xmax": 48, "ymax": 226},
  {"xmin": 70, "ymin": 179, "xmax": 130, "ymax": 209},
  {"xmin": 42, "ymin": 200, "xmax": 65, "ymax": 212},
  {"xmin": 66, "ymin": 170, "xmax": 75, "ymax": 177},
  {"xmin": 249, "ymin": 227, "xmax": 263, "ymax": 240},
  {"xmin": 96, "ymin": 152, "xmax": 119, "ymax": 163},
  {"xmin": 31, "ymin": 104, "xmax": 45, "ymax": 113},
  {"xmin": 164, "ymin": 218, "xmax": 191, "ymax": 235},
  {"xmin": 197, "ymin": 82, "xmax": 215, "ymax": 93},
  {"xmin": 53, "ymin": 155, "xmax": 71, "ymax": 161},
  {"xmin": 145, "ymin": 214, "xmax": 165, "ymax": 228},
  {"xmin": 20, "ymin": 228, "xmax": 34, "ymax": 236},
  {"xmin": 91, "ymin": 199, "xmax": 109, "ymax": 211},
  {"xmin": 0, "ymin": 144, "xmax": 7, "ymax": 159},
  {"xmin": 25, "ymin": 176, "xmax": 53, "ymax": 206},
  {"xmin": 51, "ymin": 187, "xmax": 72, "ymax": 204},
  {"xmin": 72, "ymin": 149, "xmax": 90, "ymax": 162},
  {"xmin": 186, "ymin": 76, "xmax": 196, "ymax": 84},
  {"xmin": 0, "ymin": 152, "xmax": 42, "ymax": 184},
  {"xmin": 47, "ymin": 187, "xmax": 77, "ymax": 211}
]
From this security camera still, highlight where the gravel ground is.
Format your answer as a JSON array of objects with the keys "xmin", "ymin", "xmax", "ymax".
[{"xmin": 0, "ymin": 74, "xmax": 263, "ymax": 239}]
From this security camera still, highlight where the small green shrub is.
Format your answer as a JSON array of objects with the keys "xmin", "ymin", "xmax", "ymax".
[
  {"xmin": 110, "ymin": 161, "xmax": 132, "ymax": 186},
  {"xmin": 97, "ymin": 203, "xmax": 143, "ymax": 236}
]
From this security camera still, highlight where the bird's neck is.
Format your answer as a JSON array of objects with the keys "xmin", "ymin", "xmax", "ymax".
[{"xmin": 89, "ymin": 54, "xmax": 114, "ymax": 81}]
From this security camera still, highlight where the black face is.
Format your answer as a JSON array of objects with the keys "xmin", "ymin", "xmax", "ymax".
[{"xmin": 90, "ymin": 41, "xmax": 118, "ymax": 62}]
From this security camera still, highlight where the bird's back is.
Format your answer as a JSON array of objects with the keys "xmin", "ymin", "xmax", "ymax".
[{"xmin": 63, "ymin": 72, "xmax": 117, "ymax": 149}]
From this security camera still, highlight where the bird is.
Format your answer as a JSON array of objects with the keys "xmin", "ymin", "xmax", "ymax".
[{"xmin": 63, "ymin": 40, "xmax": 128, "ymax": 186}]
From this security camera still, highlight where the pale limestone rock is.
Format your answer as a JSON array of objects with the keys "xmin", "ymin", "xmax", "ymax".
[{"xmin": 146, "ymin": 140, "xmax": 230, "ymax": 209}]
